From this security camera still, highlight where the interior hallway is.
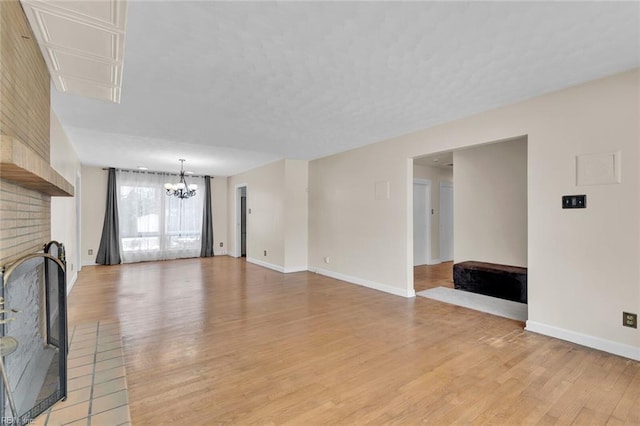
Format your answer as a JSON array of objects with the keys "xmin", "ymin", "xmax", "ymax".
[{"xmin": 68, "ymin": 257, "xmax": 640, "ymax": 424}]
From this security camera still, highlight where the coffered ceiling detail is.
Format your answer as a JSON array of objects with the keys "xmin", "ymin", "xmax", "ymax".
[{"xmin": 21, "ymin": 0, "xmax": 127, "ymax": 103}]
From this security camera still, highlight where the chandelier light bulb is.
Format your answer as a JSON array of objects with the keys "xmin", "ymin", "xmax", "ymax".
[{"xmin": 164, "ymin": 159, "xmax": 197, "ymax": 200}]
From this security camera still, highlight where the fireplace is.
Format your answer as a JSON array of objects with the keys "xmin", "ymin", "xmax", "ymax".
[{"xmin": 0, "ymin": 242, "xmax": 68, "ymax": 425}]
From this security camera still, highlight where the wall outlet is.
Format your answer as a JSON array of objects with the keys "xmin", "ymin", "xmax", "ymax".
[
  {"xmin": 263, "ymin": 250, "xmax": 267, "ymax": 256},
  {"xmin": 623, "ymin": 312, "xmax": 637, "ymax": 328},
  {"xmin": 220, "ymin": 242, "xmax": 223, "ymax": 247},
  {"xmin": 88, "ymin": 249, "xmax": 93, "ymax": 255},
  {"xmin": 324, "ymin": 256, "xmax": 330, "ymax": 264}
]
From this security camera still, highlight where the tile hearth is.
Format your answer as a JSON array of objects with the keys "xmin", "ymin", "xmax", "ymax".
[{"xmin": 32, "ymin": 321, "xmax": 131, "ymax": 426}]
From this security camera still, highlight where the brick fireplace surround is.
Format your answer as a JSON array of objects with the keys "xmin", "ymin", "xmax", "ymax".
[
  {"xmin": 0, "ymin": 0, "xmax": 74, "ymax": 267},
  {"xmin": 0, "ymin": 0, "xmax": 74, "ymax": 423}
]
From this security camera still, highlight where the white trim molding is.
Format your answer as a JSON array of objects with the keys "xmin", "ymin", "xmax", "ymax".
[
  {"xmin": 525, "ymin": 320, "xmax": 640, "ymax": 361},
  {"xmin": 246, "ymin": 257, "xmax": 285, "ymax": 273},
  {"xmin": 310, "ymin": 267, "xmax": 416, "ymax": 298},
  {"xmin": 234, "ymin": 183, "xmax": 248, "ymax": 258},
  {"xmin": 284, "ymin": 266, "xmax": 308, "ymax": 273},
  {"xmin": 427, "ymin": 258, "xmax": 441, "ymax": 265},
  {"xmin": 246, "ymin": 258, "xmax": 308, "ymax": 274}
]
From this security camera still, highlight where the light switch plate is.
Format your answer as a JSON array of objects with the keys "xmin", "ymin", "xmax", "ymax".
[{"xmin": 562, "ymin": 195, "xmax": 586, "ymax": 209}]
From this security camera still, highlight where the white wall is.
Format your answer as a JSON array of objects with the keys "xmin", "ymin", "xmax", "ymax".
[
  {"xmin": 284, "ymin": 159, "xmax": 309, "ymax": 271},
  {"xmin": 308, "ymin": 69, "xmax": 639, "ymax": 359},
  {"xmin": 80, "ymin": 166, "xmax": 107, "ymax": 266},
  {"xmin": 228, "ymin": 160, "xmax": 286, "ymax": 267},
  {"xmin": 413, "ymin": 164, "xmax": 453, "ymax": 262},
  {"xmin": 50, "ymin": 111, "xmax": 81, "ymax": 290},
  {"xmin": 211, "ymin": 176, "xmax": 228, "ymax": 255},
  {"xmin": 309, "ymin": 149, "xmax": 411, "ymax": 296},
  {"xmin": 453, "ymin": 137, "xmax": 527, "ymax": 267},
  {"xmin": 227, "ymin": 159, "xmax": 308, "ymax": 272}
]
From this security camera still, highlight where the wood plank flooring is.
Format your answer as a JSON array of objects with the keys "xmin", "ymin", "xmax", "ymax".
[
  {"xmin": 414, "ymin": 261, "xmax": 454, "ymax": 292},
  {"xmin": 68, "ymin": 257, "xmax": 640, "ymax": 424}
]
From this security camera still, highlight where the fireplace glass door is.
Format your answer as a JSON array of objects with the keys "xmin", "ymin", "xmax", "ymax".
[{"xmin": 0, "ymin": 244, "xmax": 68, "ymax": 425}]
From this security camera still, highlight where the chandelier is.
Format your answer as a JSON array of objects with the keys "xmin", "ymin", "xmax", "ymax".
[{"xmin": 164, "ymin": 159, "xmax": 198, "ymax": 199}]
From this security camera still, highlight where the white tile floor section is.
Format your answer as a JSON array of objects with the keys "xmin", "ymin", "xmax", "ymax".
[
  {"xmin": 417, "ymin": 286, "xmax": 528, "ymax": 322},
  {"xmin": 32, "ymin": 321, "xmax": 131, "ymax": 426}
]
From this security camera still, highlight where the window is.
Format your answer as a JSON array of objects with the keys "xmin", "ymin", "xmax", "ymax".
[{"xmin": 116, "ymin": 170, "xmax": 204, "ymax": 262}]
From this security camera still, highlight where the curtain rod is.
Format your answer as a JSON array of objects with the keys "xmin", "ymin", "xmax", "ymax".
[{"xmin": 101, "ymin": 167, "xmax": 213, "ymax": 179}]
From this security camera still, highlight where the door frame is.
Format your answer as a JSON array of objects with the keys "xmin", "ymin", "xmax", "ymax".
[
  {"xmin": 413, "ymin": 178, "xmax": 432, "ymax": 266},
  {"xmin": 234, "ymin": 183, "xmax": 248, "ymax": 258}
]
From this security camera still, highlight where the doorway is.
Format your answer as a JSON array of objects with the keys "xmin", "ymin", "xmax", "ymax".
[
  {"xmin": 235, "ymin": 185, "xmax": 247, "ymax": 258},
  {"xmin": 240, "ymin": 192, "xmax": 247, "ymax": 257},
  {"xmin": 412, "ymin": 152, "xmax": 455, "ymax": 293}
]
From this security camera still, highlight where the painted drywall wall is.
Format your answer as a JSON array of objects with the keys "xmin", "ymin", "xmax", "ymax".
[
  {"xmin": 413, "ymin": 164, "xmax": 453, "ymax": 262},
  {"xmin": 308, "ymin": 69, "xmax": 639, "ymax": 358},
  {"xmin": 50, "ymin": 110, "xmax": 81, "ymax": 289},
  {"xmin": 227, "ymin": 159, "xmax": 309, "ymax": 272},
  {"xmin": 453, "ymin": 138, "xmax": 527, "ymax": 267},
  {"xmin": 309, "ymin": 149, "xmax": 411, "ymax": 296},
  {"xmin": 80, "ymin": 166, "xmax": 107, "ymax": 266},
  {"xmin": 211, "ymin": 176, "xmax": 228, "ymax": 255},
  {"xmin": 228, "ymin": 160, "xmax": 286, "ymax": 268},
  {"xmin": 284, "ymin": 159, "xmax": 309, "ymax": 271}
]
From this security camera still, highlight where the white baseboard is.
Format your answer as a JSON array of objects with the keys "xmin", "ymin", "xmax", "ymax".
[
  {"xmin": 427, "ymin": 258, "xmax": 441, "ymax": 265},
  {"xmin": 246, "ymin": 257, "xmax": 286, "ymax": 273},
  {"xmin": 214, "ymin": 250, "xmax": 228, "ymax": 256},
  {"xmin": 525, "ymin": 320, "xmax": 640, "ymax": 361},
  {"xmin": 310, "ymin": 267, "xmax": 415, "ymax": 298},
  {"xmin": 67, "ymin": 271, "xmax": 78, "ymax": 295},
  {"xmin": 284, "ymin": 265, "xmax": 308, "ymax": 273},
  {"xmin": 245, "ymin": 258, "xmax": 308, "ymax": 274}
]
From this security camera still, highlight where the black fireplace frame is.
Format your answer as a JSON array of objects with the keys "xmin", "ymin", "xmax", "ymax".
[{"xmin": 0, "ymin": 242, "xmax": 68, "ymax": 425}]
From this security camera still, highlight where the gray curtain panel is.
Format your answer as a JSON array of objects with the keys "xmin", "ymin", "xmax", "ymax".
[
  {"xmin": 200, "ymin": 176, "xmax": 215, "ymax": 257},
  {"xmin": 96, "ymin": 168, "xmax": 122, "ymax": 265}
]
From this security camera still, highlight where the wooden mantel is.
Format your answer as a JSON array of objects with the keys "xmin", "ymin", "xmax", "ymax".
[{"xmin": 0, "ymin": 135, "xmax": 73, "ymax": 196}]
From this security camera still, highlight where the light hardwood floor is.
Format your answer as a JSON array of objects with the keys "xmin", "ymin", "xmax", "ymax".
[
  {"xmin": 414, "ymin": 261, "xmax": 454, "ymax": 292},
  {"xmin": 68, "ymin": 257, "xmax": 640, "ymax": 424}
]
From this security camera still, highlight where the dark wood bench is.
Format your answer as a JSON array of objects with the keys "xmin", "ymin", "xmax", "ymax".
[{"xmin": 453, "ymin": 261, "xmax": 527, "ymax": 303}]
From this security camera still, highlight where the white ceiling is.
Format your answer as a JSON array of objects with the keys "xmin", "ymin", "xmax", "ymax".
[{"xmin": 50, "ymin": 1, "xmax": 640, "ymax": 176}]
